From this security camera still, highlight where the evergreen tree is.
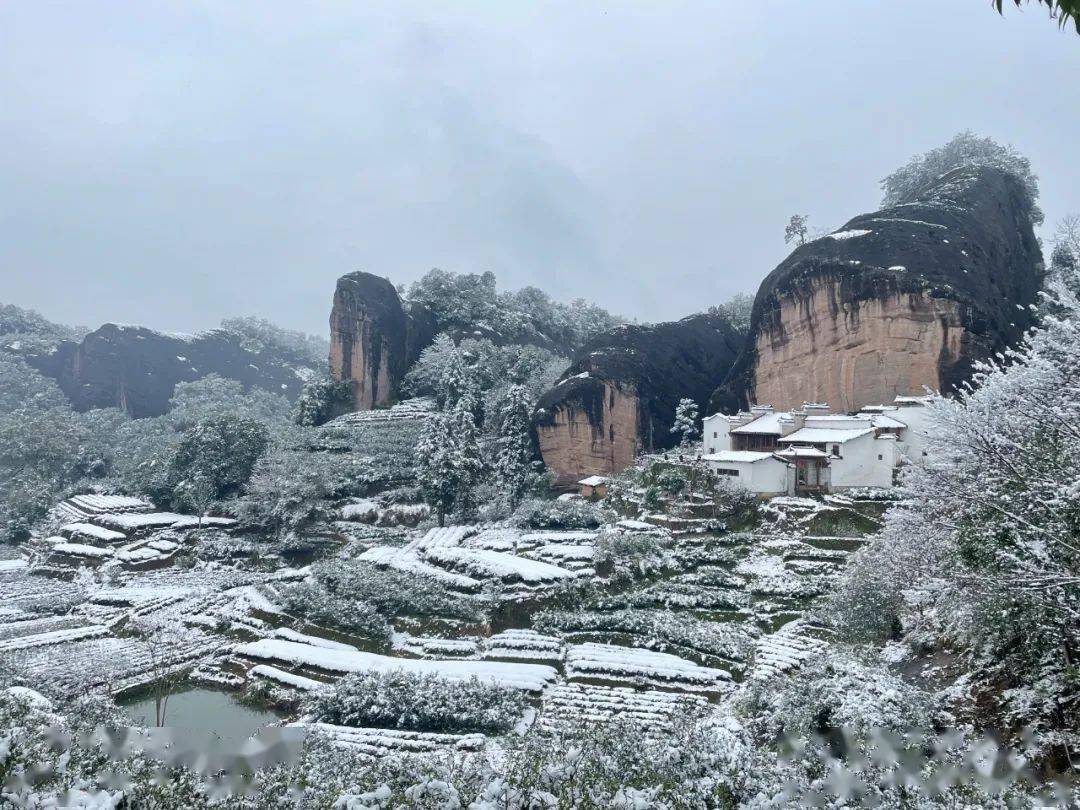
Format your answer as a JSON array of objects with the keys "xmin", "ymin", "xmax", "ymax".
[
  {"xmin": 293, "ymin": 377, "xmax": 353, "ymax": 426},
  {"xmin": 493, "ymin": 384, "xmax": 534, "ymax": 509},
  {"xmin": 166, "ymin": 414, "xmax": 269, "ymax": 504},
  {"xmin": 439, "ymin": 348, "xmax": 481, "ymax": 416},
  {"xmin": 448, "ymin": 404, "xmax": 485, "ymax": 520},
  {"xmin": 416, "ymin": 412, "xmax": 458, "ymax": 527},
  {"xmin": 671, "ymin": 398, "xmax": 700, "ymax": 446},
  {"xmin": 415, "ymin": 404, "xmax": 484, "ymax": 526}
]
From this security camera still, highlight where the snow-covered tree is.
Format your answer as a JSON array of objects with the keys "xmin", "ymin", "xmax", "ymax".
[
  {"xmin": 1050, "ymin": 214, "xmax": 1080, "ymax": 294},
  {"xmin": 881, "ymin": 131, "xmax": 1042, "ymax": 225},
  {"xmin": 415, "ymin": 404, "xmax": 484, "ymax": 526},
  {"xmin": 831, "ymin": 276, "xmax": 1080, "ymax": 757},
  {"xmin": 448, "ymin": 404, "xmax": 485, "ymax": 520},
  {"xmin": 493, "ymin": 384, "xmax": 534, "ymax": 509},
  {"xmin": 171, "ymin": 472, "xmax": 214, "ymax": 532},
  {"xmin": 671, "ymin": 398, "xmax": 700, "ymax": 446},
  {"xmin": 166, "ymin": 413, "xmax": 269, "ymax": 505},
  {"xmin": 710, "ymin": 292, "xmax": 754, "ymax": 334},
  {"xmin": 438, "ymin": 346, "xmax": 481, "ymax": 417},
  {"xmin": 292, "ymin": 377, "xmax": 353, "ymax": 426},
  {"xmin": 784, "ymin": 214, "xmax": 809, "ymax": 246},
  {"xmin": 238, "ymin": 444, "xmax": 334, "ymax": 540}
]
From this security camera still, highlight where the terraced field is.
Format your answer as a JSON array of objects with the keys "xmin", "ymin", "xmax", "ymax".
[{"xmin": 0, "ymin": 492, "xmax": 883, "ymax": 759}]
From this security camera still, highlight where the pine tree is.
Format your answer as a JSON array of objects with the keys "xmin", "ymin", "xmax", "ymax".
[
  {"xmin": 449, "ymin": 404, "xmax": 485, "ymax": 520},
  {"xmin": 415, "ymin": 411, "xmax": 459, "ymax": 527},
  {"xmin": 415, "ymin": 403, "xmax": 485, "ymax": 526},
  {"xmin": 439, "ymin": 348, "xmax": 481, "ymax": 416},
  {"xmin": 494, "ymin": 384, "xmax": 534, "ymax": 509},
  {"xmin": 671, "ymin": 398, "xmax": 700, "ymax": 446}
]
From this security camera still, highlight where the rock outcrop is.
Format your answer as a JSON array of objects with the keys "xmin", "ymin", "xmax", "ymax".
[
  {"xmin": 329, "ymin": 271, "xmax": 436, "ymax": 410},
  {"xmin": 713, "ymin": 166, "xmax": 1044, "ymax": 413},
  {"xmin": 534, "ymin": 313, "xmax": 743, "ymax": 486},
  {"xmin": 29, "ymin": 324, "xmax": 309, "ymax": 418}
]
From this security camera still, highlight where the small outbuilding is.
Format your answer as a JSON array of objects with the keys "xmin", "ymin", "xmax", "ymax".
[{"xmin": 577, "ymin": 475, "xmax": 609, "ymax": 499}]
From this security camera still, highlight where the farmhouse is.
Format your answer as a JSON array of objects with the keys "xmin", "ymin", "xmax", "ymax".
[{"xmin": 701, "ymin": 397, "xmax": 932, "ymax": 495}]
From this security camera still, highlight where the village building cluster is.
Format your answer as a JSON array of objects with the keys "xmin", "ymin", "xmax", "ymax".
[{"xmin": 698, "ymin": 397, "xmax": 933, "ymax": 496}]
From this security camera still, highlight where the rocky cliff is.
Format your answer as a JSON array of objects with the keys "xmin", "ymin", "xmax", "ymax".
[
  {"xmin": 534, "ymin": 313, "xmax": 743, "ymax": 486},
  {"xmin": 29, "ymin": 324, "xmax": 310, "ymax": 418},
  {"xmin": 713, "ymin": 165, "xmax": 1044, "ymax": 413},
  {"xmin": 329, "ymin": 271, "xmax": 436, "ymax": 410}
]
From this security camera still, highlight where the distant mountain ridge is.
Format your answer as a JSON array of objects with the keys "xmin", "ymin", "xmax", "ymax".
[{"xmin": 21, "ymin": 320, "xmax": 324, "ymax": 418}]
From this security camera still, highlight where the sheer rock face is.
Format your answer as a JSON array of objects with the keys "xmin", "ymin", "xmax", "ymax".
[
  {"xmin": 713, "ymin": 166, "xmax": 1044, "ymax": 413},
  {"xmin": 534, "ymin": 313, "xmax": 742, "ymax": 486},
  {"xmin": 28, "ymin": 324, "xmax": 307, "ymax": 418},
  {"xmin": 329, "ymin": 272, "xmax": 434, "ymax": 410}
]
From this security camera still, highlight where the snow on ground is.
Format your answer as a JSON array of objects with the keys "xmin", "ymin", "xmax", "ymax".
[
  {"xmin": 540, "ymin": 683, "xmax": 707, "ymax": 735},
  {"xmin": 60, "ymin": 523, "xmax": 126, "ymax": 543},
  {"xmin": 526, "ymin": 543, "xmax": 595, "ymax": 571},
  {"xmin": 295, "ymin": 723, "xmax": 485, "ymax": 757},
  {"xmin": 94, "ymin": 512, "xmax": 188, "ymax": 531},
  {"xmin": 272, "ymin": 627, "xmax": 358, "ymax": 650},
  {"xmin": 250, "ymin": 664, "xmax": 328, "ymax": 691},
  {"xmin": 484, "ymin": 630, "xmax": 563, "ymax": 663},
  {"xmin": 827, "ymin": 228, "xmax": 872, "ymax": 240},
  {"xmin": 565, "ymin": 642, "xmax": 729, "ymax": 691},
  {"xmin": 749, "ymin": 620, "xmax": 827, "ymax": 680},
  {"xmin": 359, "ymin": 545, "xmax": 482, "ymax": 592},
  {"xmin": 0, "ymin": 623, "xmax": 109, "ymax": 651},
  {"xmin": 61, "ymin": 494, "xmax": 154, "ymax": 516},
  {"xmin": 235, "ymin": 639, "xmax": 558, "ymax": 692},
  {"xmin": 422, "ymin": 547, "xmax": 578, "ymax": 584},
  {"xmin": 51, "ymin": 542, "xmax": 115, "ymax": 561}
]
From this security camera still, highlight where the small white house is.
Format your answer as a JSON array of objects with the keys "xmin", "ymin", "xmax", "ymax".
[
  {"xmin": 699, "ymin": 450, "xmax": 789, "ymax": 495},
  {"xmin": 701, "ymin": 396, "xmax": 930, "ymax": 495}
]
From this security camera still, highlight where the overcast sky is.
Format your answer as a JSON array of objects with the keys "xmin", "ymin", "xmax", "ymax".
[{"xmin": 2, "ymin": 1, "xmax": 1078, "ymax": 336}]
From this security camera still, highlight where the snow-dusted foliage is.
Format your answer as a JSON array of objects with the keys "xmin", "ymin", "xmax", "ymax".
[
  {"xmin": 296, "ymin": 558, "xmax": 486, "ymax": 623},
  {"xmin": 293, "ymin": 377, "xmax": 354, "ymax": 426},
  {"xmin": 509, "ymin": 497, "xmax": 604, "ymax": 530},
  {"xmin": 415, "ymin": 405, "xmax": 485, "ymax": 525},
  {"xmin": 830, "ymin": 279, "xmax": 1080, "ymax": 758},
  {"xmin": 880, "ymin": 131, "xmax": 1042, "ymax": 224},
  {"xmin": 492, "ymin": 384, "xmax": 534, "ymax": 510},
  {"xmin": 739, "ymin": 645, "xmax": 934, "ymax": 744},
  {"xmin": 308, "ymin": 670, "xmax": 526, "ymax": 734},
  {"xmin": 670, "ymin": 397, "xmax": 700, "ymax": 446},
  {"xmin": 277, "ymin": 579, "xmax": 393, "ymax": 645},
  {"xmin": 404, "ymin": 268, "xmax": 621, "ymax": 353}
]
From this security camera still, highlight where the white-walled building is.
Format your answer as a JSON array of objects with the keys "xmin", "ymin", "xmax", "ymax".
[
  {"xmin": 700, "ymin": 450, "xmax": 790, "ymax": 495},
  {"xmin": 700, "ymin": 396, "xmax": 931, "ymax": 495}
]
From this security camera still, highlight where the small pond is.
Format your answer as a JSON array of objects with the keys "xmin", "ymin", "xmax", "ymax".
[{"xmin": 121, "ymin": 687, "xmax": 284, "ymax": 750}]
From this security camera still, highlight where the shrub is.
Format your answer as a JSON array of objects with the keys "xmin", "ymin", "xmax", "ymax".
[
  {"xmin": 711, "ymin": 479, "xmax": 760, "ymax": 528},
  {"xmin": 316, "ymin": 559, "xmax": 487, "ymax": 623},
  {"xmin": 308, "ymin": 670, "xmax": 525, "ymax": 734},
  {"xmin": 655, "ymin": 467, "xmax": 687, "ymax": 495},
  {"xmin": 510, "ymin": 497, "xmax": 604, "ymax": 530},
  {"xmin": 277, "ymin": 580, "xmax": 392, "ymax": 645},
  {"xmin": 594, "ymin": 526, "xmax": 672, "ymax": 580}
]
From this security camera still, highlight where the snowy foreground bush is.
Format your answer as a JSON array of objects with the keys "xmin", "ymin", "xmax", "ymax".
[
  {"xmin": 2, "ymin": 684, "xmax": 1066, "ymax": 808},
  {"xmin": 828, "ymin": 278, "xmax": 1080, "ymax": 767},
  {"xmin": 308, "ymin": 670, "xmax": 525, "ymax": 735}
]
